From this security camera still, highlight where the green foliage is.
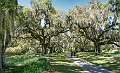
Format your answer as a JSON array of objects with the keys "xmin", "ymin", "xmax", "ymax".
[
  {"xmin": 0, "ymin": 0, "xmax": 18, "ymax": 10},
  {"xmin": 109, "ymin": 0, "xmax": 120, "ymax": 13},
  {"xmin": 32, "ymin": 0, "xmax": 55, "ymax": 13}
]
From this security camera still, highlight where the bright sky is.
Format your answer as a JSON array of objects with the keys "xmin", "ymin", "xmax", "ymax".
[{"xmin": 18, "ymin": 0, "xmax": 107, "ymax": 11}]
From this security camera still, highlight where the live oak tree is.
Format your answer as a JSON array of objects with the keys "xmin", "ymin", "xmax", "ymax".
[
  {"xmin": 69, "ymin": 1, "xmax": 120, "ymax": 54},
  {"xmin": 16, "ymin": 0, "xmax": 72, "ymax": 55},
  {"xmin": 31, "ymin": 0, "xmax": 66, "ymax": 54}
]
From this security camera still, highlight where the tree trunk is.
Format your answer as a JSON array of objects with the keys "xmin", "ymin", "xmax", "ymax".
[
  {"xmin": 0, "ymin": 18, "xmax": 6, "ymax": 72},
  {"xmin": 0, "ymin": 41, "xmax": 3, "ymax": 72},
  {"xmin": 81, "ymin": 48, "xmax": 84, "ymax": 52},
  {"xmin": 44, "ymin": 44, "xmax": 48, "ymax": 54},
  {"xmin": 94, "ymin": 43, "xmax": 101, "ymax": 55},
  {"xmin": 0, "ymin": 48, "xmax": 5, "ymax": 72},
  {"xmin": 42, "ymin": 29, "xmax": 45, "ymax": 55},
  {"xmin": 49, "ymin": 47, "xmax": 53, "ymax": 54},
  {"xmin": 0, "ymin": 28, "xmax": 11, "ymax": 73},
  {"xmin": 42, "ymin": 37, "xmax": 48, "ymax": 55},
  {"xmin": 53, "ymin": 47, "xmax": 56, "ymax": 53},
  {"xmin": 0, "ymin": 34, "xmax": 6, "ymax": 73}
]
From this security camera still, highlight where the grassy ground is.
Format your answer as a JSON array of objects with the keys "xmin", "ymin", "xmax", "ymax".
[
  {"xmin": 6, "ymin": 52, "xmax": 119, "ymax": 73},
  {"xmin": 5, "ymin": 53, "xmax": 85, "ymax": 73},
  {"xmin": 76, "ymin": 52, "xmax": 120, "ymax": 73},
  {"xmin": 5, "ymin": 54, "xmax": 50, "ymax": 73},
  {"xmin": 44, "ymin": 53, "xmax": 85, "ymax": 73}
]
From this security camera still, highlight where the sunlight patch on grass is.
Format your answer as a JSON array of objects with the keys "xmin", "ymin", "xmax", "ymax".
[
  {"xmin": 77, "ymin": 52, "xmax": 120, "ymax": 73},
  {"xmin": 7, "ymin": 55, "xmax": 39, "ymax": 66},
  {"xmin": 49, "ymin": 56, "xmax": 83, "ymax": 73},
  {"xmin": 51, "ymin": 61, "xmax": 73, "ymax": 66},
  {"xmin": 98, "ymin": 56, "xmax": 112, "ymax": 59},
  {"xmin": 79, "ymin": 71, "xmax": 90, "ymax": 73},
  {"xmin": 21, "ymin": 57, "xmax": 39, "ymax": 65},
  {"xmin": 92, "ymin": 60, "xmax": 108, "ymax": 64}
]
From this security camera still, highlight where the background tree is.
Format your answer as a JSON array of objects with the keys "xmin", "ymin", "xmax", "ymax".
[
  {"xmin": 69, "ymin": 0, "xmax": 120, "ymax": 54},
  {"xmin": 15, "ymin": 0, "xmax": 72, "ymax": 55},
  {"xmin": 0, "ymin": 0, "xmax": 18, "ymax": 72}
]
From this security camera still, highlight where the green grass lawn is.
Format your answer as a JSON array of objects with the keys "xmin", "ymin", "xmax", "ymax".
[
  {"xmin": 45, "ymin": 53, "xmax": 84, "ymax": 73},
  {"xmin": 76, "ymin": 52, "xmax": 120, "ymax": 73},
  {"xmin": 6, "ymin": 52, "xmax": 119, "ymax": 73},
  {"xmin": 5, "ymin": 53, "xmax": 84, "ymax": 73},
  {"xmin": 6, "ymin": 54, "xmax": 50, "ymax": 73}
]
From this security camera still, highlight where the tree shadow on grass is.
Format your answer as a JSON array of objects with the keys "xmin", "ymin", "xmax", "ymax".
[
  {"xmin": 5, "ymin": 65, "xmax": 27, "ymax": 73},
  {"xmin": 77, "ymin": 52, "xmax": 120, "ymax": 73},
  {"xmin": 50, "ymin": 59, "xmax": 73, "ymax": 63},
  {"xmin": 51, "ymin": 64, "xmax": 83, "ymax": 73},
  {"xmin": 84, "ymin": 55, "xmax": 120, "ymax": 73},
  {"xmin": 99, "ymin": 62, "xmax": 120, "ymax": 73},
  {"xmin": 49, "ymin": 57, "xmax": 83, "ymax": 73},
  {"xmin": 5, "ymin": 59, "xmax": 49, "ymax": 73}
]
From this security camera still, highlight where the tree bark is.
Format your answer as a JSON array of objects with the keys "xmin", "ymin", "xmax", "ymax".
[
  {"xmin": 49, "ymin": 47, "xmax": 52, "ymax": 54},
  {"xmin": 0, "ymin": 47, "xmax": 5, "ymax": 72},
  {"xmin": 0, "ymin": 32, "xmax": 6, "ymax": 73},
  {"xmin": 0, "ymin": 16, "xmax": 6, "ymax": 73},
  {"xmin": 0, "ymin": 15, "xmax": 12, "ymax": 72},
  {"xmin": 42, "ymin": 29, "xmax": 48, "ymax": 55},
  {"xmin": 0, "ymin": 41, "xmax": 3, "ymax": 72},
  {"xmin": 44, "ymin": 44, "xmax": 48, "ymax": 54},
  {"xmin": 94, "ymin": 43, "xmax": 101, "ymax": 55}
]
